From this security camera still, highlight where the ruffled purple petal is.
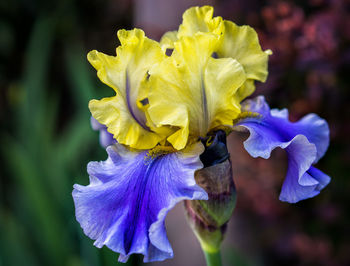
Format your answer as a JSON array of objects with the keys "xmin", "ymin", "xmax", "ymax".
[
  {"xmin": 90, "ymin": 116, "xmax": 116, "ymax": 148},
  {"xmin": 279, "ymin": 135, "xmax": 330, "ymax": 203},
  {"xmin": 72, "ymin": 143, "xmax": 207, "ymax": 262},
  {"xmin": 235, "ymin": 96, "xmax": 330, "ymax": 203}
]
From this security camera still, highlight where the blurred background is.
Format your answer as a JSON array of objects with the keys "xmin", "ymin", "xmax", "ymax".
[{"xmin": 0, "ymin": 0, "xmax": 349, "ymax": 265}]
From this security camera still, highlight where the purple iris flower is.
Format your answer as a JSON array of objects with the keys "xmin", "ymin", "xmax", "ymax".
[
  {"xmin": 235, "ymin": 96, "xmax": 330, "ymax": 203},
  {"xmin": 73, "ymin": 6, "xmax": 331, "ymax": 262},
  {"xmin": 90, "ymin": 116, "xmax": 116, "ymax": 148},
  {"xmin": 74, "ymin": 96, "xmax": 331, "ymax": 262}
]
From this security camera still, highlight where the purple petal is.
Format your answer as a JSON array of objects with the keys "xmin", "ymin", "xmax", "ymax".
[
  {"xmin": 279, "ymin": 135, "xmax": 330, "ymax": 203},
  {"xmin": 72, "ymin": 143, "xmax": 207, "ymax": 262},
  {"xmin": 240, "ymin": 96, "xmax": 329, "ymax": 162},
  {"xmin": 90, "ymin": 116, "xmax": 116, "ymax": 148},
  {"xmin": 90, "ymin": 116, "xmax": 104, "ymax": 130},
  {"xmin": 294, "ymin": 113, "xmax": 329, "ymax": 163},
  {"xmin": 235, "ymin": 96, "xmax": 330, "ymax": 203}
]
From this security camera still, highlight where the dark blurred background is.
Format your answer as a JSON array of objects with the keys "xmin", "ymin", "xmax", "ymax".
[{"xmin": 0, "ymin": 0, "xmax": 349, "ymax": 265}]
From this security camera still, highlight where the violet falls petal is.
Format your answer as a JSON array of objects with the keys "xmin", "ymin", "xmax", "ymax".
[
  {"xmin": 72, "ymin": 143, "xmax": 207, "ymax": 262},
  {"xmin": 279, "ymin": 135, "xmax": 318, "ymax": 203},
  {"xmin": 239, "ymin": 96, "xmax": 329, "ymax": 162},
  {"xmin": 235, "ymin": 96, "xmax": 331, "ymax": 203}
]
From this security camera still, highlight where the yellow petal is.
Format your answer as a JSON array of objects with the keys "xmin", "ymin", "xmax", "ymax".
[
  {"xmin": 87, "ymin": 50, "xmax": 122, "ymax": 94},
  {"xmin": 89, "ymin": 97, "xmax": 163, "ymax": 149},
  {"xmin": 204, "ymin": 57, "xmax": 246, "ymax": 129},
  {"xmin": 88, "ymin": 29, "xmax": 166, "ymax": 149},
  {"xmin": 217, "ymin": 20, "xmax": 270, "ymax": 83},
  {"xmin": 159, "ymin": 6, "xmax": 224, "ymax": 53},
  {"xmin": 175, "ymin": 6, "xmax": 270, "ymax": 102},
  {"xmin": 160, "ymin": 30, "xmax": 178, "ymax": 52},
  {"xmin": 235, "ymin": 79, "xmax": 256, "ymax": 102},
  {"xmin": 148, "ymin": 33, "xmax": 246, "ymax": 150},
  {"xmin": 178, "ymin": 6, "xmax": 224, "ymax": 38}
]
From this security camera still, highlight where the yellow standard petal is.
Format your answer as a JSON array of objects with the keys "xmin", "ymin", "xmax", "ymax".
[
  {"xmin": 217, "ymin": 20, "xmax": 271, "ymax": 96},
  {"xmin": 177, "ymin": 7, "xmax": 270, "ymax": 84},
  {"xmin": 171, "ymin": 6, "xmax": 271, "ymax": 101},
  {"xmin": 159, "ymin": 6, "xmax": 224, "ymax": 52},
  {"xmin": 148, "ymin": 33, "xmax": 246, "ymax": 150},
  {"xmin": 88, "ymin": 29, "xmax": 166, "ymax": 149},
  {"xmin": 178, "ymin": 6, "xmax": 224, "ymax": 38}
]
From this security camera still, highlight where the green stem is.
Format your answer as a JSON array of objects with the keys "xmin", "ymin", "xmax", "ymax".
[{"xmin": 203, "ymin": 249, "xmax": 222, "ymax": 266}]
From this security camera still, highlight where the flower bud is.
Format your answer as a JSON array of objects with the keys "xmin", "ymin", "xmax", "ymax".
[{"xmin": 184, "ymin": 130, "xmax": 236, "ymax": 253}]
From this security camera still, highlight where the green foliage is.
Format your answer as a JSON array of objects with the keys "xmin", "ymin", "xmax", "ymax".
[{"xmin": 0, "ymin": 3, "xmax": 138, "ymax": 266}]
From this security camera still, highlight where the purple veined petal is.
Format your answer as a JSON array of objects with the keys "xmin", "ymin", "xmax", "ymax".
[
  {"xmin": 234, "ymin": 96, "xmax": 331, "ymax": 203},
  {"xmin": 72, "ymin": 142, "xmax": 207, "ymax": 262},
  {"xmin": 90, "ymin": 116, "xmax": 116, "ymax": 148}
]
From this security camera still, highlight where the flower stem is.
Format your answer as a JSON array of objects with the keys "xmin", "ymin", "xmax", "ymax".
[{"xmin": 203, "ymin": 249, "xmax": 222, "ymax": 266}]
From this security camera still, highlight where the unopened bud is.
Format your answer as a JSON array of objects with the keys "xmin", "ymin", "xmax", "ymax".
[{"xmin": 185, "ymin": 130, "xmax": 236, "ymax": 253}]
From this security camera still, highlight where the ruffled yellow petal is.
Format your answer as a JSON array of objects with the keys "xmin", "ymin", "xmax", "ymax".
[
  {"xmin": 217, "ymin": 20, "xmax": 270, "ymax": 82},
  {"xmin": 178, "ymin": 6, "xmax": 224, "ymax": 38},
  {"xmin": 89, "ymin": 97, "xmax": 163, "ymax": 149},
  {"xmin": 88, "ymin": 28, "xmax": 166, "ymax": 149},
  {"xmin": 148, "ymin": 33, "xmax": 246, "ymax": 150},
  {"xmin": 87, "ymin": 50, "xmax": 122, "ymax": 93},
  {"xmin": 159, "ymin": 6, "xmax": 223, "ymax": 53},
  {"xmin": 160, "ymin": 30, "xmax": 178, "ymax": 52},
  {"xmin": 171, "ymin": 6, "xmax": 270, "ymax": 104}
]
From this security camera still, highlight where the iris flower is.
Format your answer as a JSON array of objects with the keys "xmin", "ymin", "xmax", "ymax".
[{"xmin": 73, "ymin": 6, "xmax": 330, "ymax": 263}]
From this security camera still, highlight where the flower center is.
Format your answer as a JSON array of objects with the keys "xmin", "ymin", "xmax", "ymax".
[{"xmin": 144, "ymin": 145, "xmax": 177, "ymax": 163}]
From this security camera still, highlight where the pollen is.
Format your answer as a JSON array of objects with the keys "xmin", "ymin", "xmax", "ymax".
[
  {"xmin": 144, "ymin": 145, "xmax": 177, "ymax": 163},
  {"xmin": 232, "ymin": 111, "xmax": 262, "ymax": 125}
]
